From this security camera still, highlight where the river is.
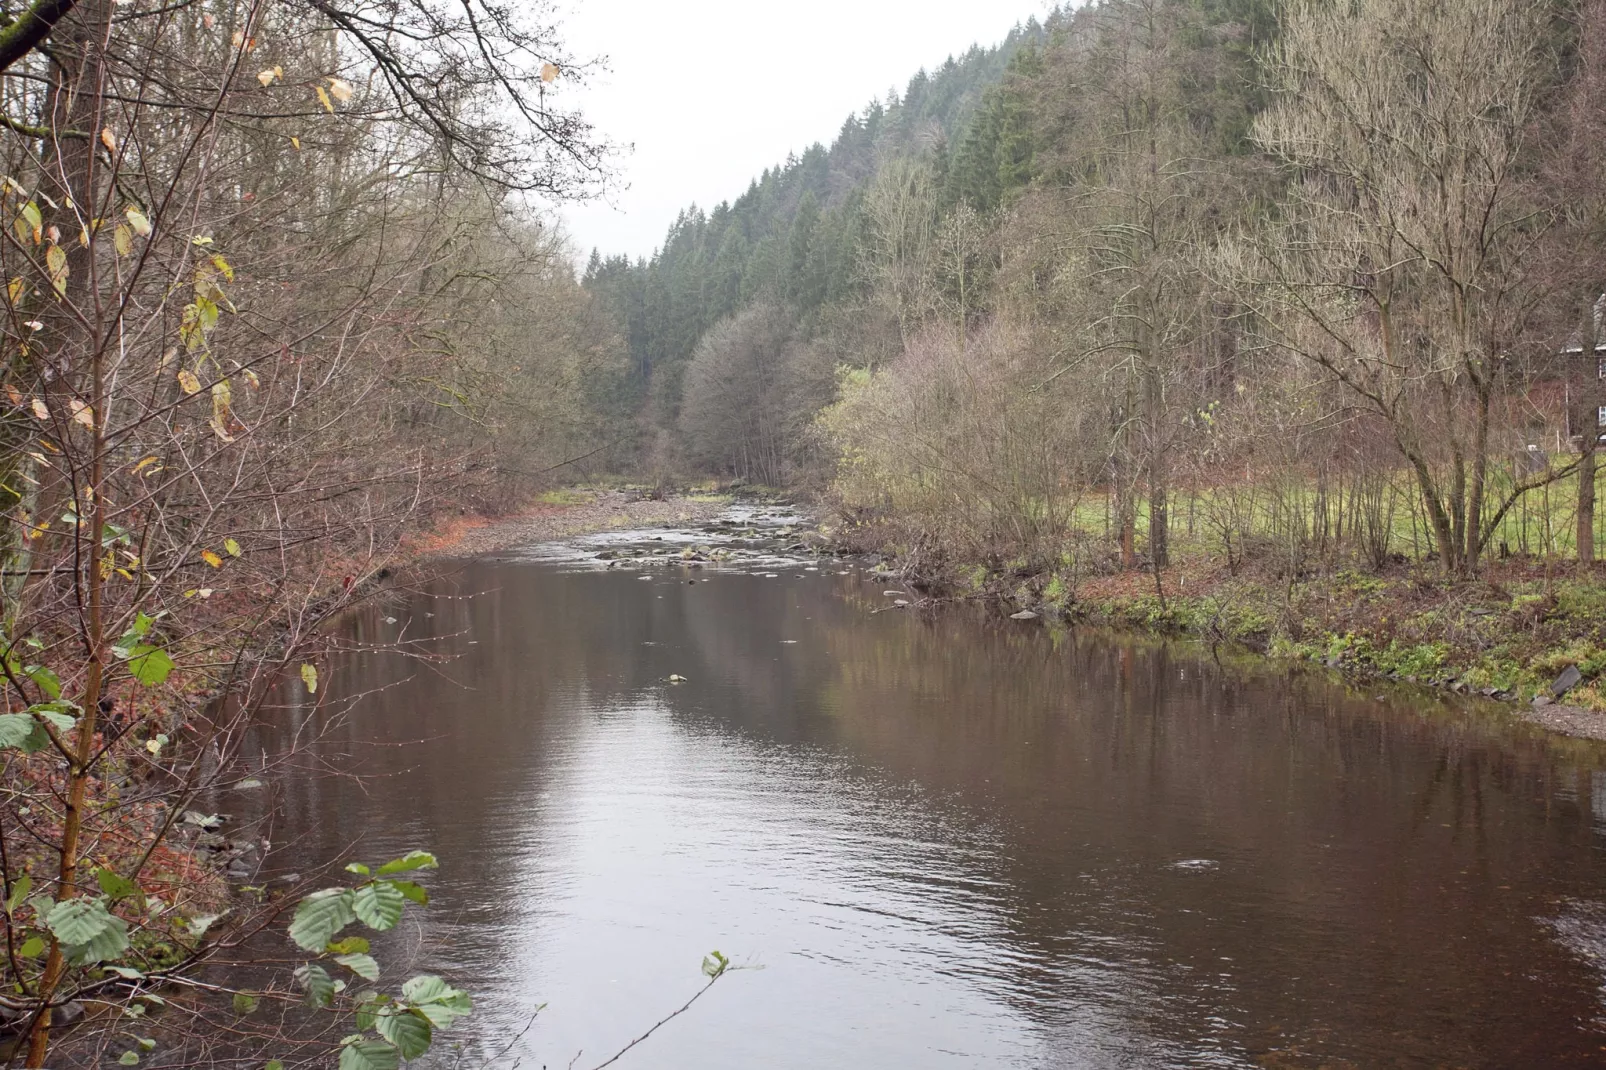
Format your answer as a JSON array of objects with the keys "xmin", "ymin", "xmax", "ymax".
[{"xmin": 248, "ymin": 506, "xmax": 1606, "ymax": 1068}]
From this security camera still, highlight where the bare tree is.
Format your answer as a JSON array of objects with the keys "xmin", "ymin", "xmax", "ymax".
[{"xmin": 1242, "ymin": 0, "xmax": 1569, "ymax": 575}]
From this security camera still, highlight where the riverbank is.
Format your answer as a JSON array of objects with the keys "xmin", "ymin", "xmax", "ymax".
[
  {"xmin": 404, "ymin": 488, "xmax": 737, "ymax": 559},
  {"xmin": 834, "ymin": 520, "xmax": 1606, "ymax": 741}
]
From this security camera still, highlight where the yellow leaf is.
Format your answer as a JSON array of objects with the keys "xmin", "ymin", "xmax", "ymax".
[
  {"xmin": 328, "ymin": 77, "xmax": 353, "ymax": 102},
  {"xmin": 541, "ymin": 62, "xmax": 559, "ymax": 83},
  {"xmin": 224, "ymin": 537, "xmax": 242, "ymax": 557},
  {"xmin": 257, "ymin": 68, "xmax": 277, "ymax": 87},
  {"xmin": 6, "ymin": 277, "xmax": 23, "ymax": 303},
  {"xmin": 45, "ymin": 244, "xmax": 67, "ymax": 296},
  {"xmin": 100, "ymin": 127, "xmax": 117, "ymax": 152},
  {"xmin": 4, "ymin": 384, "xmax": 19, "ymax": 407},
  {"xmin": 210, "ymin": 254, "xmax": 234, "ymax": 282},
  {"xmin": 125, "ymin": 207, "xmax": 151, "ymax": 237},
  {"xmin": 99, "ymin": 552, "xmax": 113, "ymax": 580},
  {"xmin": 201, "ymin": 549, "xmax": 223, "ymax": 568},
  {"xmin": 290, "ymin": 136, "xmax": 301, "ymax": 151},
  {"xmin": 177, "ymin": 369, "xmax": 201, "ymax": 395},
  {"xmin": 68, "ymin": 398, "xmax": 93, "ymax": 429},
  {"xmin": 18, "ymin": 201, "xmax": 40, "ymax": 244},
  {"xmin": 131, "ymin": 455, "xmax": 160, "ymax": 475},
  {"xmin": 315, "ymin": 85, "xmax": 333, "ymax": 113},
  {"xmin": 114, "ymin": 225, "xmax": 132, "ymax": 256},
  {"xmin": 300, "ymin": 663, "xmax": 318, "ymax": 694},
  {"xmin": 29, "ymin": 398, "xmax": 47, "ymax": 420},
  {"xmin": 231, "ymin": 29, "xmax": 244, "ymax": 48}
]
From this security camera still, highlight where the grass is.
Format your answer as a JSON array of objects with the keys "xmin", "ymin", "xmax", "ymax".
[
  {"xmin": 534, "ymin": 487, "xmax": 597, "ymax": 506},
  {"xmin": 1035, "ymin": 558, "xmax": 1606, "ymax": 710}
]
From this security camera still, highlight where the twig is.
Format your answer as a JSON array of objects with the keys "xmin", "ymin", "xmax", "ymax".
[{"xmin": 585, "ymin": 968, "xmax": 731, "ymax": 1070}]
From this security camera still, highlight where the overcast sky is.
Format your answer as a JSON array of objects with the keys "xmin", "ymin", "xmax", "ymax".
[{"xmin": 553, "ymin": 0, "xmax": 1053, "ymax": 262}]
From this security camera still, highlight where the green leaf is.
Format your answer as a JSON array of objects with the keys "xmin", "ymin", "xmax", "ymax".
[
  {"xmin": 294, "ymin": 963, "xmax": 336, "ymax": 1008},
  {"xmin": 187, "ymin": 912, "xmax": 223, "ymax": 938},
  {"xmin": 34, "ymin": 703, "xmax": 78, "ymax": 734},
  {"xmin": 354, "ymin": 992, "xmax": 387, "ymax": 1031},
  {"xmin": 352, "ymin": 882, "xmax": 404, "ymax": 931},
  {"xmin": 24, "ymin": 664, "xmax": 60, "ymax": 699},
  {"xmin": 390, "ymin": 880, "xmax": 428, "ymax": 906},
  {"xmin": 327, "ymin": 936, "xmax": 370, "ymax": 955},
  {"xmin": 400, "ymin": 975, "xmax": 471, "ymax": 1028},
  {"xmin": 97, "ymin": 869, "xmax": 139, "ymax": 902},
  {"xmin": 288, "ymin": 888, "xmax": 355, "ymax": 951},
  {"xmin": 337, "ymin": 1040, "xmax": 399, "ymax": 1070},
  {"xmin": 266, "ymin": 1062, "xmax": 285, "ymax": 1070},
  {"xmin": 118, "ymin": 1051, "xmax": 139, "ymax": 1066},
  {"xmin": 124, "ymin": 645, "xmax": 176, "ymax": 688},
  {"xmin": 5, "ymin": 874, "xmax": 31, "ymax": 914},
  {"xmin": 18, "ymin": 935, "xmax": 45, "ymax": 958},
  {"xmin": 137, "ymin": 1037, "xmax": 156, "ymax": 1052},
  {"xmin": 0, "ymin": 712, "xmax": 48, "ymax": 753},
  {"xmin": 344, "ymin": 862, "xmax": 371, "ymax": 876},
  {"xmin": 374, "ymin": 851, "xmax": 437, "ymax": 877},
  {"xmin": 233, "ymin": 991, "xmax": 260, "ymax": 1014},
  {"xmin": 374, "ymin": 1007, "xmax": 432, "ymax": 1060},
  {"xmin": 702, "ymin": 949, "xmax": 729, "ymax": 979},
  {"xmin": 335, "ymin": 952, "xmax": 380, "ymax": 981},
  {"xmin": 46, "ymin": 898, "xmax": 130, "ymax": 963},
  {"xmin": 105, "ymin": 965, "xmax": 144, "ymax": 979}
]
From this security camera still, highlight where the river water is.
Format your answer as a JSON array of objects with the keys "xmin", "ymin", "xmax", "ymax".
[{"xmin": 250, "ymin": 508, "xmax": 1606, "ymax": 1068}]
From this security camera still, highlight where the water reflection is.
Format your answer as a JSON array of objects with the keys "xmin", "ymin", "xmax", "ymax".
[{"xmin": 250, "ymin": 557, "xmax": 1606, "ymax": 1068}]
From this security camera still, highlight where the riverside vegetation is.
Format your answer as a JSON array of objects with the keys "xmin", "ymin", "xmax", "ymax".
[
  {"xmin": 0, "ymin": 0, "xmax": 657, "ymax": 1066},
  {"xmin": 581, "ymin": 0, "xmax": 1606, "ymax": 716}
]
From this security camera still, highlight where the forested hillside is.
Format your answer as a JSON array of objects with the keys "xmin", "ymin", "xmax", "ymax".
[
  {"xmin": 581, "ymin": 15, "xmax": 1054, "ymax": 478},
  {"xmin": 591, "ymin": 0, "xmax": 1606, "ymax": 588}
]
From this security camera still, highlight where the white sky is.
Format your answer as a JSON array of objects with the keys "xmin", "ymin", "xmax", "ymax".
[{"xmin": 553, "ymin": 0, "xmax": 1053, "ymax": 262}]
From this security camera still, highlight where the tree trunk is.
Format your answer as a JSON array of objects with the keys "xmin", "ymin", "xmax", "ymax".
[
  {"xmin": 1145, "ymin": 363, "xmax": 1168, "ymax": 568},
  {"xmin": 1580, "ymin": 433, "xmax": 1598, "ymax": 564},
  {"xmin": 25, "ymin": 4, "xmax": 112, "ymax": 1065}
]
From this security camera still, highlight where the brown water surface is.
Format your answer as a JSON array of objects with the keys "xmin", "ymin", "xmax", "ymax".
[{"xmin": 251, "ymin": 517, "xmax": 1606, "ymax": 1068}]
